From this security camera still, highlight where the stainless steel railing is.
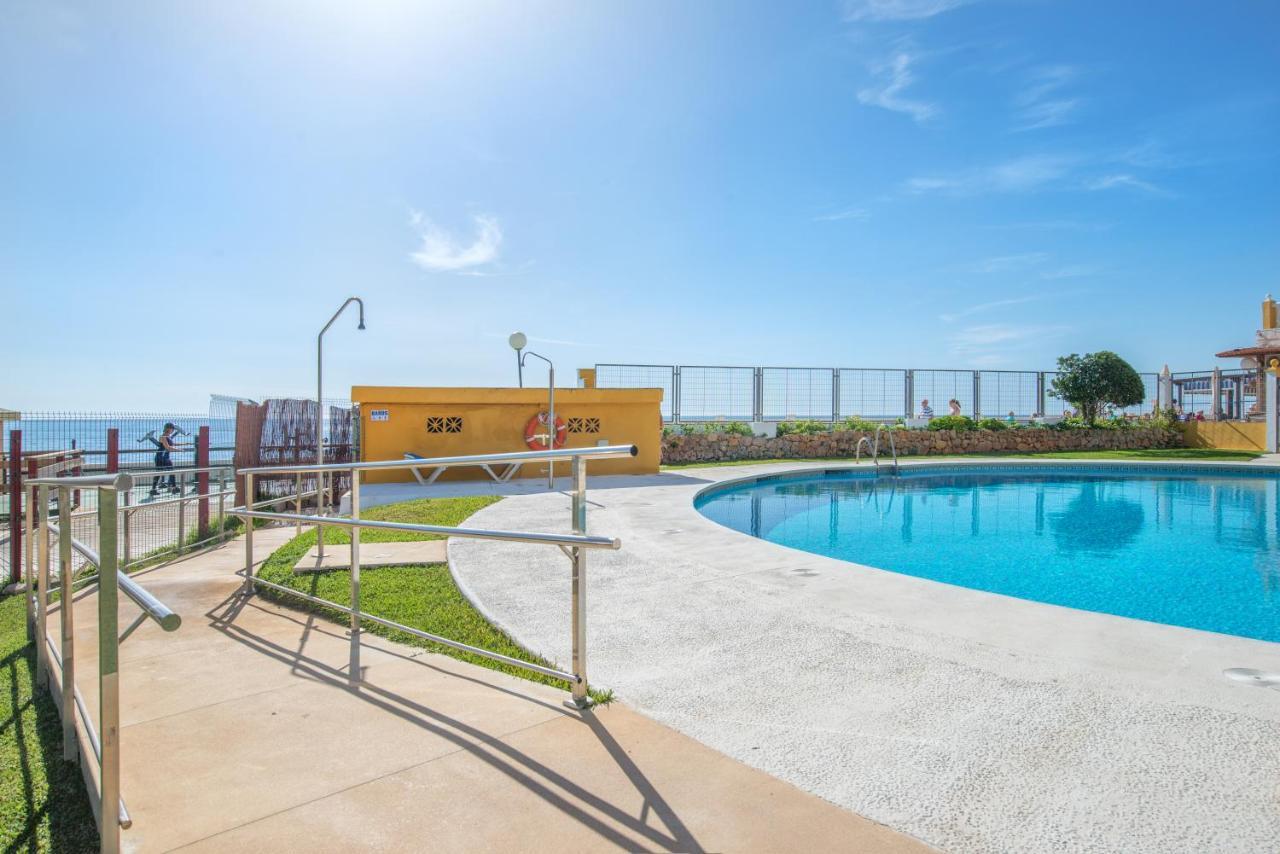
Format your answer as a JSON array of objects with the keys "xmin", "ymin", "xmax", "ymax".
[
  {"xmin": 24, "ymin": 473, "xmax": 183, "ymax": 854},
  {"xmin": 231, "ymin": 444, "xmax": 637, "ymax": 706}
]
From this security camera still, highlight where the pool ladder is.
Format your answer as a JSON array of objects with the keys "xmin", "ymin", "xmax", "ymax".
[{"xmin": 854, "ymin": 424, "xmax": 900, "ymax": 475}]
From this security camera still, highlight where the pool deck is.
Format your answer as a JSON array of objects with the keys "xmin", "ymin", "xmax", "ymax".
[{"xmin": 424, "ymin": 458, "xmax": 1280, "ymax": 854}]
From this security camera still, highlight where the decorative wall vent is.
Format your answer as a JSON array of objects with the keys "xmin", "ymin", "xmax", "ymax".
[
  {"xmin": 567, "ymin": 417, "xmax": 600, "ymax": 434},
  {"xmin": 426, "ymin": 416, "xmax": 463, "ymax": 434}
]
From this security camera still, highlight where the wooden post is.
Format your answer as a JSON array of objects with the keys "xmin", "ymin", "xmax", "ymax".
[
  {"xmin": 197, "ymin": 426, "xmax": 210, "ymax": 539},
  {"xmin": 106, "ymin": 428, "xmax": 119, "ymax": 473}
]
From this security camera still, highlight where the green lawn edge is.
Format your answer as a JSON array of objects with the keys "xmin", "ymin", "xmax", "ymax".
[
  {"xmin": 661, "ymin": 447, "xmax": 1259, "ymax": 469},
  {"xmin": 254, "ymin": 495, "xmax": 612, "ymax": 705}
]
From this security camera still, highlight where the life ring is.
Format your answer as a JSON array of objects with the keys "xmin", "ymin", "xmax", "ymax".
[{"xmin": 524, "ymin": 412, "xmax": 567, "ymax": 450}]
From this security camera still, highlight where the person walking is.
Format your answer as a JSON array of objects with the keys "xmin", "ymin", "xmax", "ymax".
[
  {"xmin": 948, "ymin": 399, "xmax": 962, "ymax": 417},
  {"xmin": 150, "ymin": 422, "xmax": 184, "ymax": 497}
]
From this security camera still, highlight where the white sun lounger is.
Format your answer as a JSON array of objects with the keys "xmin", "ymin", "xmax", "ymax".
[{"xmin": 403, "ymin": 452, "xmax": 521, "ymax": 485}]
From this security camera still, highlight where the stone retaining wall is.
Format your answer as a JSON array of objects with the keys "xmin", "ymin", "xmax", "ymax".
[{"xmin": 661, "ymin": 426, "xmax": 1182, "ymax": 465}]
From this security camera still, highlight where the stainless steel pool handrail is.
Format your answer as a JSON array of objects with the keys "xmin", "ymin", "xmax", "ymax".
[
  {"xmin": 25, "ymin": 478, "xmax": 183, "ymax": 853},
  {"xmin": 233, "ymin": 444, "xmax": 635, "ymax": 706},
  {"xmin": 874, "ymin": 424, "xmax": 900, "ymax": 472}
]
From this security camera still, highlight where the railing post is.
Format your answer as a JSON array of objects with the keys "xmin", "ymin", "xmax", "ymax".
[
  {"xmin": 36, "ymin": 485, "xmax": 51, "ymax": 688},
  {"xmin": 570, "ymin": 454, "xmax": 588, "ymax": 707},
  {"xmin": 176, "ymin": 471, "xmax": 186, "ymax": 554},
  {"xmin": 217, "ymin": 471, "xmax": 227, "ymax": 541},
  {"xmin": 673, "ymin": 366, "xmax": 681, "ymax": 424},
  {"xmin": 832, "ymin": 368, "xmax": 841, "ymax": 423},
  {"xmin": 349, "ymin": 468, "xmax": 361, "ymax": 683},
  {"xmin": 57, "ymin": 486, "xmax": 76, "ymax": 762},
  {"xmin": 24, "ymin": 460, "xmax": 37, "ymax": 641},
  {"xmin": 197, "ymin": 427, "xmax": 210, "ymax": 539},
  {"xmin": 973, "ymin": 371, "xmax": 982, "ymax": 419},
  {"xmin": 295, "ymin": 472, "xmax": 303, "ymax": 537},
  {"xmin": 97, "ymin": 481, "xmax": 122, "ymax": 854},
  {"xmin": 243, "ymin": 472, "xmax": 255, "ymax": 595},
  {"xmin": 106, "ymin": 428, "xmax": 119, "ymax": 474},
  {"xmin": 904, "ymin": 370, "xmax": 915, "ymax": 419},
  {"xmin": 122, "ymin": 498, "xmax": 131, "ymax": 567},
  {"xmin": 8, "ymin": 429, "xmax": 21, "ymax": 585},
  {"xmin": 1036, "ymin": 372, "xmax": 1047, "ymax": 416}
]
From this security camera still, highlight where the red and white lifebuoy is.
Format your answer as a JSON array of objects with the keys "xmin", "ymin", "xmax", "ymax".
[{"xmin": 524, "ymin": 412, "xmax": 567, "ymax": 450}]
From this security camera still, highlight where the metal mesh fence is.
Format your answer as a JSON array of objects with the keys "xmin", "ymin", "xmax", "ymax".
[
  {"xmin": 595, "ymin": 364, "xmax": 675, "ymax": 421},
  {"xmin": 1173, "ymin": 370, "xmax": 1258, "ymax": 419},
  {"xmin": 837, "ymin": 369, "xmax": 908, "ymax": 421},
  {"xmin": 677, "ymin": 366, "xmax": 755, "ymax": 421},
  {"xmin": 913, "ymin": 370, "xmax": 977, "ymax": 418},
  {"xmin": 1, "ymin": 412, "xmax": 234, "ymax": 469},
  {"xmin": 762, "ymin": 368, "xmax": 834, "ymax": 421},
  {"xmin": 979, "ymin": 371, "xmax": 1040, "ymax": 419}
]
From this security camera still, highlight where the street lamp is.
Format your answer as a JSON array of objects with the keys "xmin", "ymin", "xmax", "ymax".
[
  {"xmin": 508, "ymin": 331, "xmax": 527, "ymax": 387},
  {"xmin": 510, "ymin": 335, "xmax": 555, "ymax": 488},
  {"xmin": 317, "ymin": 297, "xmax": 365, "ymax": 558}
]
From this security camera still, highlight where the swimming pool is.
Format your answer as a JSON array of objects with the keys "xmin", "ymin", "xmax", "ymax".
[{"xmin": 695, "ymin": 465, "xmax": 1280, "ymax": 643}]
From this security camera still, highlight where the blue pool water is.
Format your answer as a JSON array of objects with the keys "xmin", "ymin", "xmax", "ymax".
[{"xmin": 695, "ymin": 466, "xmax": 1280, "ymax": 643}]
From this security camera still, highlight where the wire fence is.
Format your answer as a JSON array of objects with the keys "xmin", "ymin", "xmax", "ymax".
[{"xmin": 597, "ymin": 363, "xmax": 1184, "ymax": 423}]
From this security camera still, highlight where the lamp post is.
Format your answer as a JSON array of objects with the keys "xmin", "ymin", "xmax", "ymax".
[
  {"xmin": 317, "ymin": 297, "xmax": 365, "ymax": 558},
  {"xmin": 510, "ymin": 335, "xmax": 555, "ymax": 489},
  {"xmin": 509, "ymin": 331, "xmax": 527, "ymax": 387}
]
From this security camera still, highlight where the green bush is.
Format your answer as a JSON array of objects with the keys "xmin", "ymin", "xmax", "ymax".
[
  {"xmin": 976, "ymin": 417, "xmax": 1009, "ymax": 431},
  {"xmin": 838, "ymin": 416, "xmax": 881, "ymax": 432},
  {"xmin": 716, "ymin": 421, "xmax": 755, "ymax": 437},
  {"xmin": 777, "ymin": 419, "xmax": 829, "ymax": 436},
  {"xmin": 926, "ymin": 415, "xmax": 976, "ymax": 432}
]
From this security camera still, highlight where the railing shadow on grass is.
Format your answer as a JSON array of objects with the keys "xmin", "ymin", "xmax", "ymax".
[
  {"xmin": 1, "ymin": 637, "xmax": 97, "ymax": 854},
  {"xmin": 201, "ymin": 589, "xmax": 705, "ymax": 853}
]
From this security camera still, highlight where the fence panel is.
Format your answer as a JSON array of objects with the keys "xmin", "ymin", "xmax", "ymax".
[
  {"xmin": 594, "ymin": 364, "xmax": 675, "ymax": 421},
  {"xmin": 676, "ymin": 366, "xmax": 755, "ymax": 421},
  {"xmin": 979, "ymin": 371, "xmax": 1041, "ymax": 419},
  {"xmin": 912, "ymin": 370, "xmax": 977, "ymax": 417},
  {"xmin": 762, "ymin": 368, "xmax": 834, "ymax": 421},
  {"xmin": 837, "ymin": 369, "xmax": 908, "ymax": 421},
  {"xmin": 1044, "ymin": 372, "xmax": 1160, "ymax": 416}
]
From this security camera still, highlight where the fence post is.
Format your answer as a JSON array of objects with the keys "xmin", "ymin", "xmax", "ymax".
[
  {"xmin": 570, "ymin": 454, "xmax": 589, "ymax": 707},
  {"xmin": 673, "ymin": 367, "xmax": 681, "ymax": 424},
  {"xmin": 349, "ymin": 468, "xmax": 361, "ymax": 684},
  {"xmin": 831, "ymin": 369, "xmax": 840, "ymax": 423},
  {"xmin": 8, "ymin": 429, "xmax": 21, "ymax": 585},
  {"xmin": 1210, "ymin": 368, "xmax": 1223, "ymax": 421},
  {"xmin": 1036, "ymin": 372, "xmax": 1047, "ymax": 416},
  {"xmin": 242, "ymin": 472, "xmax": 255, "ymax": 595},
  {"xmin": 753, "ymin": 367, "xmax": 764, "ymax": 422},
  {"xmin": 24, "ymin": 463, "xmax": 36, "ymax": 640},
  {"xmin": 973, "ymin": 372, "xmax": 982, "ymax": 419},
  {"xmin": 97, "ymin": 481, "xmax": 122, "ymax": 854},
  {"xmin": 197, "ymin": 427, "xmax": 210, "ymax": 539},
  {"xmin": 36, "ymin": 485, "xmax": 50, "ymax": 688},
  {"xmin": 106, "ymin": 428, "xmax": 119, "ymax": 474},
  {"xmin": 904, "ymin": 371, "xmax": 915, "ymax": 419},
  {"xmin": 57, "ymin": 486, "xmax": 76, "ymax": 763}
]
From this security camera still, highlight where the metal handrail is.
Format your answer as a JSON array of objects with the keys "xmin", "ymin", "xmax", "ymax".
[
  {"xmin": 874, "ymin": 424, "xmax": 900, "ymax": 471},
  {"xmin": 237, "ymin": 442, "xmax": 638, "ymax": 476},
  {"xmin": 234, "ymin": 443, "xmax": 633, "ymax": 707},
  {"xmin": 25, "ymin": 478, "xmax": 182, "ymax": 852}
]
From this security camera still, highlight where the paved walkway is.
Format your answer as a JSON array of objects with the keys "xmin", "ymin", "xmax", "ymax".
[
  {"xmin": 61, "ymin": 528, "xmax": 928, "ymax": 853},
  {"xmin": 446, "ymin": 459, "xmax": 1280, "ymax": 854}
]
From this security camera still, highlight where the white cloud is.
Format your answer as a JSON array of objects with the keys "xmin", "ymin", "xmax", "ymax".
[
  {"xmin": 949, "ymin": 322, "xmax": 1069, "ymax": 364},
  {"xmin": 906, "ymin": 154, "xmax": 1074, "ymax": 195},
  {"xmin": 843, "ymin": 0, "xmax": 971, "ymax": 22},
  {"xmin": 939, "ymin": 295, "xmax": 1042, "ymax": 323},
  {"xmin": 812, "ymin": 207, "xmax": 871, "ymax": 222},
  {"xmin": 1012, "ymin": 65, "xmax": 1083, "ymax": 131},
  {"xmin": 1041, "ymin": 264, "xmax": 1101, "ymax": 279},
  {"xmin": 857, "ymin": 52, "xmax": 938, "ymax": 124},
  {"xmin": 408, "ymin": 211, "xmax": 502, "ymax": 272},
  {"xmin": 1084, "ymin": 173, "xmax": 1171, "ymax": 196},
  {"xmin": 969, "ymin": 252, "xmax": 1048, "ymax": 273}
]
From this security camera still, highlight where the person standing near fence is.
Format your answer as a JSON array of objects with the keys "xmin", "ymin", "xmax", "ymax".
[{"xmin": 150, "ymin": 422, "xmax": 184, "ymax": 497}]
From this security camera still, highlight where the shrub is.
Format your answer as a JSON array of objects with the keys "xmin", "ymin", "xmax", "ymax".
[
  {"xmin": 976, "ymin": 418, "xmax": 1008, "ymax": 431},
  {"xmin": 716, "ymin": 421, "xmax": 755, "ymax": 437},
  {"xmin": 927, "ymin": 415, "xmax": 976, "ymax": 432},
  {"xmin": 777, "ymin": 419, "xmax": 829, "ymax": 436},
  {"xmin": 838, "ymin": 416, "xmax": 881, "ymax": 432}
]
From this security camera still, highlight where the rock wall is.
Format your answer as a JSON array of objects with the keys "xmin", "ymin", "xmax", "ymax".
[{"xmin": 661, "ymin": 426, "xmax": 1182, "ymax": 465}]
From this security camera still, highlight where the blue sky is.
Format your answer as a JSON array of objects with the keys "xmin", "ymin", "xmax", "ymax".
[{"xmin": 4, "ymin": 0, "xmax": 1277, "ymax": 410}]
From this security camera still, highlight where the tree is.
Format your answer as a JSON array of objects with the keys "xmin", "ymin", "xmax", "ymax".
[{"xmin": 1049, "ymin": 351, "xmax": 1145, "ymax": 424}]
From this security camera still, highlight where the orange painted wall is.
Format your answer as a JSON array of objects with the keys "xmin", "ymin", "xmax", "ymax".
[
  {"xmin": 1180, "ymin": 420, "xmax": 1265, "ymax": 452},
  {"xmin": 351, "ymin": 386, "xmax": 662, "ymax": 483}
]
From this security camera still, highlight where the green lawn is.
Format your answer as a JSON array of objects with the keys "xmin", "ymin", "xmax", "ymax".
[
  {"xmin": 0, "ymin": 593, "xmax": 97, "ymax": 853},
  {"xmin": 661, "ymin": 447, "xmax": 1258, "ymax": 469},
  {"xmin": 255, "ymin": 496, "xmax": 612, "ymax": 704}
]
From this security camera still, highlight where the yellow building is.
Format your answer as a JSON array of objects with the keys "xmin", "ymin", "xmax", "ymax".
[{"xmin": 351, "ymin": 386, "xmax": 662, "ymax": 483}]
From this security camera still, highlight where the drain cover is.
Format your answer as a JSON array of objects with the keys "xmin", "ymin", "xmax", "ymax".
[{"xmin": 1223, "ymin": 668, "xmax": 1280, "ymax": 689}]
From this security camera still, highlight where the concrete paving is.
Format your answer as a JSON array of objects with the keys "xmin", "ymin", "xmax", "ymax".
[
  {"xmin": 52, "ymin": 526, "xmax": 929, "ymax": 853},
  {"xmin": 293, "ymin": 539, "xmax": 447, "ymax": 573},
  {"xmin": 446, "ymin": 458, "xmax": 1280, "ymax": 854}
]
